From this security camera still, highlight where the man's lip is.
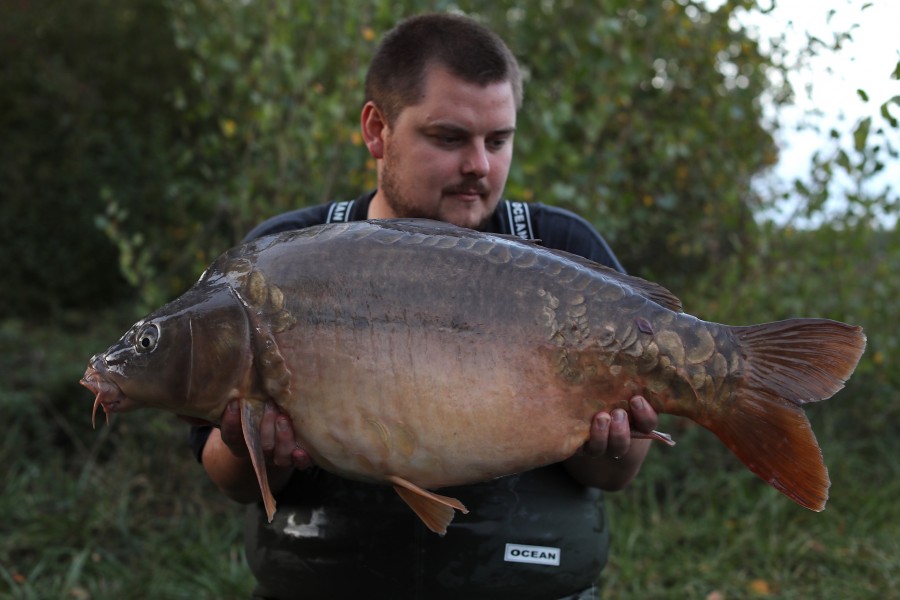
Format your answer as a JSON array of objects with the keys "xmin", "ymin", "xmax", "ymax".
[{"xmin": 446, "ymin": 191, "xmax": 484, "ymax": 202}]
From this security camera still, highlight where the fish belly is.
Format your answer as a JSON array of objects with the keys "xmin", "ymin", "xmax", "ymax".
[{"xmin": 277, "ymin": 321, "xmax": 599, "ymax": 488}]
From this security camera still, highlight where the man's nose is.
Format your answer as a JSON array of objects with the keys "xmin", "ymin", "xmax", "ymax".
[{"xmin": 461, "ymin": 142, "xmax": 490, "ymax": 178}]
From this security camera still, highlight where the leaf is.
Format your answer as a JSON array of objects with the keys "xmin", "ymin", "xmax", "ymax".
[
  {"xmin": 836, "ymin": 149, "xmax": 851, "ymax": 171},
  {"xmin": 750, "ymin": 578, "xmax": 773, "ymax": 596},
  {"xmin": 793, "ymin": 179, "xmax": 811, "ymax": 197},
  {"xmin": 856, "ymin": 88, "xmax": 869, "ymax": 103},
  {"xmin": 853, "ymin": 116, "xmax": 872, "ymax": 153},
  {"xmin": 882, "ymin": 96, "xmax": 900, "ymax": 128},
  {"xmin": 881, "ymin": 104, "xmax": 898, "ymax": 128}
]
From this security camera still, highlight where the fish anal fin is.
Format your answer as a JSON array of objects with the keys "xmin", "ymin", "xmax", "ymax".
[
  {"xmin": 388, "ymin": 475, "xmax": 468, "ymax": 536},
  {"xmin": 240, "ymin": 399, "xmax": 277, "ymax": 522}
]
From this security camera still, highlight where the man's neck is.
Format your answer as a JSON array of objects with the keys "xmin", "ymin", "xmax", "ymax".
[{"xmin": 366, "ymin": 190, "xmax": 395, "ymax": 219}]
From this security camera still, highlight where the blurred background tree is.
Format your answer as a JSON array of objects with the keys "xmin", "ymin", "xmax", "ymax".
[
  {"xmin": 0, "ymin": 0, "xmax": 772, "ymax": 305},
  {"xmin": 3, "ymin": 0, "xmax": 893, "ymax": 306},
  {"xmin": 0, "ymin": 0, "xmax": 195, "ymax": 314}
]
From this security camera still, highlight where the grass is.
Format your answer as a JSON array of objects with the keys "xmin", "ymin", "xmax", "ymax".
[
  {"xmin": 602, "ymin": 403, "xmax": 900, "ymax": 599},
  {"xmin": 0, "ymin": 310, "xmax": 254, "ymax": 599},
  {"xmin": 2, "ymin": 307, "xmax": 898, "ymax": 599}
]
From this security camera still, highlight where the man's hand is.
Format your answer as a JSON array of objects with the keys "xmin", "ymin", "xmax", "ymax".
[
  {"xmin": 200, "ymin": 400, "xmax": 312, "ymax": 504},
  {"xmin": 582, "ymin": 395, "xmax": 659, "ymax": 459},
  {"xmin": 219, "ymin": 400, "xmax": 313, "ymax": 470},
  {"xmin": 564, "ymin": 395, "xmax": 659, "ymax": 490}
]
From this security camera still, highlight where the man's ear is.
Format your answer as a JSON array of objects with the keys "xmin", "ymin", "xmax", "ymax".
[{"xmin": 361, "ymin": 101, "xmax": 387, "ymax": 159}]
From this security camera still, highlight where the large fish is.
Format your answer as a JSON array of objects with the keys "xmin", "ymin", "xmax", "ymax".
[{"xmin": 81, "ymin": 219, "xmax": 865, "ymax": 534}]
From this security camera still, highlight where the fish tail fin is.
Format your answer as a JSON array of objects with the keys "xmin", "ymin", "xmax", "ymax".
[{"xmin": 704, "ymin": 319, "xmax": 865, "ymax": 511}]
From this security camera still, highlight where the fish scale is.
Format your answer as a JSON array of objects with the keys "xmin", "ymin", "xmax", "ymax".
[{"xmin": 81, "ymin": 219, "xmax": 866, "ymax": 535}]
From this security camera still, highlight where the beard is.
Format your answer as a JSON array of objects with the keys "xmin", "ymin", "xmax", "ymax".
[
  {"xmin": 379, "ymin": 159, "xmax": 496, "ymax": 231},
  {"xmin": 378, "ymin": 159, "xmax": 435, "ymax": 220}
]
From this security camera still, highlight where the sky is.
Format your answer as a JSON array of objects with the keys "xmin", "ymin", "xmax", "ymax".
[{"xmin": 727, "ymin": 0, "xmax": 900, "ymax": 225}]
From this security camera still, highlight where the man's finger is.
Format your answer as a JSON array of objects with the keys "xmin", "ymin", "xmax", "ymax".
[
  {"xmin": 273, "ymin": 415, "xmax": 295, "ymax": 466},
  {"xmin": 605, "ymin": 409, "xmax": 630, "ymax": 458},
  {"xmin": 292, "ymin": 447, "xmax": 314, "ymax": 470},
  {"xmin": 583, "ymin": 412, "xmax": 610, "ymax": 456},
  {"xmin": 628, "ymin": 396, "xmax": 658, "ymax": 433},
  {"xmin": 260, "ymin": 402, "xmax": 277, "ymax": 452},
  {"xmin": 220, "ymin": 400, "xmax": 248, "ymax": 455}
]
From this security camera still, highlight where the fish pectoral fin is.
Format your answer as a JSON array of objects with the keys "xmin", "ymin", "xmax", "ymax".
[
  {"xmin": 388, "ymin": 475, "xmax": 468, "ymax": 536},
  {"xmin": 240, "ymin": 399, "xmax": 277, "ymax": 522}
]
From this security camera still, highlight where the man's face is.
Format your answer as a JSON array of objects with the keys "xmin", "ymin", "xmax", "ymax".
[{"xmin": 371, "ymin": 67, "xmax": 517, "ymax": 230}]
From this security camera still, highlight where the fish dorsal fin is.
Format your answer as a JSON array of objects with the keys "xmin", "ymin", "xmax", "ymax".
[
  {"xmin": 542, "ymin": 247, "xmax": 684, "ymax": 313},
  {"xmin": 369, "ymin": 219, "xmax": 684, "ymax": 313},
  {"xmin": 388, "ymin": 475, "xmax": 469, "ymax": 536},
  {"xmin": 240, "ymin": 399, "xmax": 277, "ymax": 522},
  {"xmin": 370, "ymin": 218, "xmax": 475, "ymax": 237}
]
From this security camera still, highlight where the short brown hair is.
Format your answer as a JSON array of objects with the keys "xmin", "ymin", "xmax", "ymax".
[{"xmin": 365, "ymin": 13, "xmax": 523, "ymax": 124}]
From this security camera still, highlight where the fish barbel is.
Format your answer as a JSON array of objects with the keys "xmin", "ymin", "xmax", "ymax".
[{"xmin": 80, "ymin": 219, "xmax": 866, "ymax": 534}]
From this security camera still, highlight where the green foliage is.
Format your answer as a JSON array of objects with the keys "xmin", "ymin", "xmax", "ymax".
[
  {"xmin": 599, "ymin": 207, "xmax": 900, "ymax": 598},
  {"xmin": 604, "ymin": 406, "xmax": 900, "ymax": 598},
  {"xmin": 490, "ymin": 0, "xmax": 782, "ymax": 282},
  {"xmin": 0, "ymin": 0, "xmax": 204, "ymax": 316},
  {"xmin": 5, "ymin": 0, "xmax": 893, "ymax": 309},
  {"xmin": 0, "ymin": 0, "xmax": 792, "ymax": 311},
  {"xmin": 682, "ymin": 220, "xmax": 899, "ymax": 421},
  {"xmin": 0, "ymin": 310, "xmax": 254, "ymax": 599},
  {"xmin": 165, "ymin": 0, "xmax": 378, "ymax": 221},
  {"xmin": 150, "ymin": 0, "xmax": 788, "ymax": 294}
]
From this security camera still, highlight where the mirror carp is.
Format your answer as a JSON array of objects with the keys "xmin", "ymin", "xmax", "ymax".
[{"xmin": 81, "ymin": 219, "xmax": 866, "ymax": 535}]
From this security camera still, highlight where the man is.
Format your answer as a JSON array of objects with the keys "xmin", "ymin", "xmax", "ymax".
[{"xmin": 191, "ymin": 13, "xmax": 658, "ymax": 599}]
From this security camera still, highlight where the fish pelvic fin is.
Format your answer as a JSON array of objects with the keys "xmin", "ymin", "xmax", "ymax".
[
  {"xmin": 240, "ymin": 399, "xmax": 277, "ymax": 522},
  {"xmin": 388, "ymin": 475, "xmax": 469, "ymax": 536},
  {"xmin": 710, "ymin": 318, "xmax": 865, "ymax": 512}
]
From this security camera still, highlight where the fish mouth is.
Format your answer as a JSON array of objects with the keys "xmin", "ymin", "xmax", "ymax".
[{"xmin": 80, "ymin": 359, "xmax": 128, "ymax": 428}]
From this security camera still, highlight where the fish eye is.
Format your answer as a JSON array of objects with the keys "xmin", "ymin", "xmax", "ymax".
[{"xmin": 134, "ymin": 323, "xmax": 160, "ymax": 353}]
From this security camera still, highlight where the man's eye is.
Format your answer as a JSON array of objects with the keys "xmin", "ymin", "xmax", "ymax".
[{"xmin": 488, "ymin": 137, "xmax": 509, "ymax": 150}]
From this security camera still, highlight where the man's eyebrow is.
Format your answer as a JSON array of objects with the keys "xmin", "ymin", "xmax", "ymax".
[
  {"xmin": 422, "ymin": 123, "xmax": 517, "ymax": 136},
  {"xmin": 423, "ymin": 123, "xmax": 469, "ymax": 134}
]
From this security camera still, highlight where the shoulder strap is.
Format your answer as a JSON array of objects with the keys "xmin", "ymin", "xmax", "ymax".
[
  {"xmin": 326, "ymin": 200, "xmax": 356, "ymax": 224},
  {"xmin": 502, "ymin": 200, "xmax": 536, "ymax": 240},
  {"xmin": 328, "ymin": 199, "xmax": 534, "ymax": 237}
]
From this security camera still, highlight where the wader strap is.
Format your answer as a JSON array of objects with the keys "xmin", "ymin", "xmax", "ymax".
[
  {"xmin": 326, "ymin": 200, "xmax": 355, "ymax": 223},
  {"xmin": 327, "ymin": 199, "xmax": 534, "ymax": 240},
  {"xmin": 503, "ymin": 200, "xmax": 535, "ymax": 240}
]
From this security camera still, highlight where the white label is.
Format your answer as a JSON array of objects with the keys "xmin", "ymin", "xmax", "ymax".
[
  {"xmin": 283, "ymin": 509, "xmax": 327, "ymax": 539},
  {"xmin": 504, "ymin": 543, "xmax": 561, "ymax": 566}
]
